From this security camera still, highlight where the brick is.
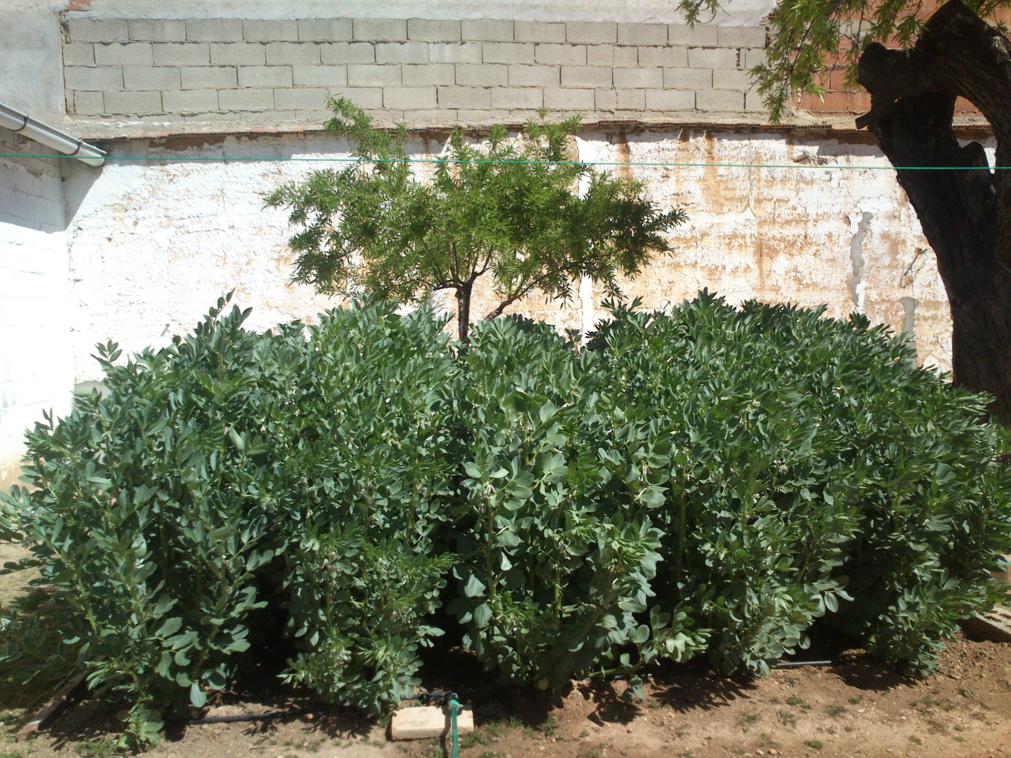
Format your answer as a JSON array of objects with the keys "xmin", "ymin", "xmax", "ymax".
[
  {"xmin": 566, "ymin": 22, "xmax": 616, "ymax": 44},
  {"xmin": 219, "ymin": 88, "xmax": 273, "ymax": 111},
  {"xmin": 376, "ymin": 42, "xmax": 429, "ymax": 64},
  {"xmin": 744, "ymin": 48, "xmax": 768, "ymax": 68},
  {"xmin": 299, "ymin": 19, "xmax": 353, "ymax": 41},
  {"xmin": 461, "ymin": 19, "xmax": 513, "ymax": 41},
  {"xmin": 244, "ymin": 20, "xmax": 298, "ymax": 42},
  {"xmin": 669, "ymin": 23, "xmax": 718, "ymax": 47},
  {"xmin": 663, "ymin": 67, "xmax": 711, "ymax": 89},
  {"xmin": 72, "ymin": 90, "xmax": 104, "ymax": 115},
  {"xmin": 561, "ymin": 65, "xmax": 611, "ymax": 88},
  {"xmin": 637, "ymin": 46, "xmax": 688, "ymax": 67},
  {"xmin": 408, "ymin": 19, "xmax": 461, "ymax": 42},
  {"xmin": 353, "ymin": 19, "xmax": 407, "ymax": 41},
  {"xmin": 491, "ymin": 87, "xmax": 543, "ymax": 108},
  {"xmin": 688, "ymin": 47, "xmax": 738, "ymax": 69},
  {"xmin": 347, "ymin": 64, "xmax": 401, "ymax": 86},
  {"xmin": 717, "ymin": 26, "xmax": 766, "ymax": 48},
  {"xmin": 508, "ymin": 64, "xmax": 558, "ymax": 86},
  {"xmin": 153, "ymin": 43, "xmax": 210, "ymax": 65},
  {"xmin": 586, "ymin": 44, "xmax": 636, "ymax": 67},
  {"xmin": 330, "ymin": 87, "xmax": 383, "ymax": 109},
  {"xmin": 594, "ymin": 88, "xmax": 617, "ymax": 110},
  {"xmin": 437, "ymin": 86, "xmax": 491, "ymax": 108},
  {"xmin": 128, "ymin": 20, "xmax": 186, "ymax": 42},
  {"xmin": 383, "ymin": 86, "xmax": 437, "ymax": 109},
  {"xmin": 543, "ymin": 87, "xmax": 593, "ymax": 109},
  {"xmin": 612, "ymin": 67, "xmax": 662, "ymax": 88},
  {"xmin": 514, "ymin": 21, "xmax": 565, "ymax": 43},
  {"xmin": 535, "ymin": 44, "xmax": 585, "ymax": 65},
  {"xmin": 429, "ymin": 43, "xmax": 482, "ymax": 63},
  {"xmin": 94, "ymin": 42, "xmax": 152, "ymax": 65},
  {"xmin": 186, "ymin": 19, "xmax": 243, "ymax": 42},
  {"xmin": 274, "ymin": 88, "xmax": 329, "ymax": 109},
  {"xmin": 456, "ymin": 63, "xmax": 507, "ymax": 86},
  {"xmin": 483, "ymin": 42, "xmax": 534, "ymax": 64},
  {"xmin": 292, "ymin": 65, "xmax": 346, "ymax": 86},
  {"xmin": 321, "ymin": 42, "xmax": 375, "ymax": 64},
  {"xmin": 713, "ymin": 68, "xmax": 753, "ymax": 90},
  {"xmin": 401, "ymin": 63, "xmax": 455, "ymax": 85},
  {"xmin": 104, "ymin": 90, "xmax": 162, "ymax": 115},
  {"xmin": 123, "ymin": 65, "xmax": 180, "ymax": 90},
  {"xmin": 613, "ymin": 88, "xmax": 645, "ymax": 109},
  {"xmin": 210, "ymin": 43, "xmax": 264, "ymax": 65},
  {"xmin": 64, "ymin": 66, "xmax": 122, "ymax": 90},
  {"xmin": 163, "ymin": 88, "xmax": 218, "ymax": 113},
  {"xmin": 180, "ymin": 66, "xmax": 237, "ymax": 89},
  {"xmin": 266, "ymin": 43, "xmax": 321, "ymax": 64},
  {"xmin": 67, "ymin": 18, "xmax": 128, "ymax": 43},
  {"xmin": 240, "ymin": 65, "xmax": 295, "ymax": 87},
  {"xmin": 617, "ymin": 23, "xmax": 667, "ymax": 46},
  {"xmin": 645, "ymin": 89, "xmax": 694, "ymax": 110},
  {"xmin": 696, "ymin": 88, "xmax": 744, "ymax": 110},
  {"xmin": 62, "ymin": 42, "xmax": 94, "ymax": 66}
]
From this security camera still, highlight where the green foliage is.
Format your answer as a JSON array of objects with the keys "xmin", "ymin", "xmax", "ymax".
[{"xmin": 265, "ymin": 98, "xmax": 685, "ymax": 339}]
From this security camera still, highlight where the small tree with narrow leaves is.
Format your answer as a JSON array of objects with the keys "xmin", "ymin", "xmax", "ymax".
[{"xmin": 266, "ymin": 99, "xmax": 685, "ymax": 341}]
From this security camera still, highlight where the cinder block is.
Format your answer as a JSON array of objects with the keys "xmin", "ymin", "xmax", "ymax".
[
  {"xmin": 330, "ymin": 86, "xmax": 383, "ymax": 109},
  {"xmin": 62, "ymin": 42, "xmax": 94, "ymax": 66},
  {"xmin": 713, "ymin": 68, "xmax": 753, "ymax": 90},
  {"xmin": 669, "ymin": 24, "xmax": 718, "ymax": 47},
  {"xmin": 614, "ymin": 88, "xmax": 646, "ymax": 109},
  {"xmin": 637, "ymin": 46, "xmax": 688, "ymax": 68},
  {"xmin": 104, "ymin": 90, "xmax": 162, "ymax": 115},
  {"xmin": 186, "ymin": 19, "xmax": 243, "ymax": 42},
  {"xmin": 612, "ymin": 67, "xmax": 662, "ymax": 88},
  {"xmin": 717, "ymin": 26, "xmax": 766, "ymax": 48},
  {"xmin": 745, "ymin": 89, "xmax": 768, "ymax": 112},
  {"xmin": 402, "ymin": 63, "xmax": 455, "ymax": 85},
  {"xmin": 163, "ymin": 88, "xmax": 218, "ymax": 113},
  {"xmin": 586, "ymin": 44, "xmax": 636, "ymax": 67},
  {"xmin": 688, "ymin": 47, "xmax": 738, "ymax": 69},
  {"xmin": 274, "ymin": 88, "xmax": 329, "ymax": 109},
  {"xmin": 514, "ymin": 21, "xmax": 565, "ymax": 43},
  {"xmin": 617, "ymin": 23, "xmax": 666, "ymax": 46},
  {"xmin": 153, "ymin": 43, "xmax": 210, "ymax": 66},
  {"xmin": 67, "ymin": 18, "xmax": 128, "ymax": 43},
  {"xmin": 180, "ymin": 66, "xmax": 237, "ymax": 89},
  {"xmin": 292, "ymin": 65, "xmax": 346, "ymax": 86},
  {"xmin": 744, "ymin": 48, "xmax": 768, "ymax": 68},
  {"xmin": 218, "ymin": 87, "xmax": 274, "ymax": 111},
  {"xmin": 321, "ymin": 42, "xmax": 375, "ymax": 64},
  {"xmin": 348, "ymin": 64, "xmax": 401, "ymax": 86},
  {"xmin": 645, "ymin": 88, "xmax": 694, "ymax": 110},
  {"xmin": 210, "ymin": 43, "xmax": 265, "ymax": 65},
  {"xmin": 663, "ymin": 67, "xmax": 711, "ymax": 89},
  {"xmin": 353, "ymin": 19, "xmax": 407, "ymax": 41},
  {"xmin": 696, "ymin": 88, "xmax": 744, "ymax": 111},
  {"xmin": 266, "ymin": 43, "xmax": 321, "ymax": 64},
  {"xmin": 299, "ymin": 19, "xmax": 353, "ymax": 42},
  {"xmin": 64, "ymin": 66, "xmax": 123, "ymax": 91},
  {"xmin": 456, "ymin": 63, "xmax": 507, "ymax": 86},
  {"xmin": 244, "ymin": 20, "xmax": 298, "ymax": 42},
  {"xmin": 566, "ymin": 22, "xmax": 616, "ymax": 44},
  {"xmin": 240, "ymin": 65, "xmax": 295, "ymax": 87},
  {"xmin": 561, "ymin": 65, "xmax": 611, "ymax": 88},
  {"xmin": 429, "ymin": 43, "xmax": 482, "ymax": 63},
  {"xmin": 508, "ymin": 64, "xmax": 558, "ymax": 86},
  {"xmin": 72, "ymin": 90, "xmax": 104, "ymax": 115},
  {"xmin": 376, "ymin": 42, "xmax": 430, "ymax": 64},
  {"xmin": 129, "ymin": 20, "xmax": 186, "ymax": 42},
  {"xmin": 543, "ymin": 87, "xmax": 593, "ymax": 109},
  {"xmin": 594, "ymin": 88, "xmax": 617, "ymax": 110},
  {"xmin": 94, "ymin": 42, "xmax": 152, "ymax": 65},
  {"xmin": 408, "ymin": 19, "xmax": 461, "ymax": 42},
  {"xmin": 534, "ymin": 44, "xmax": 585, "ymax": 66},
  {"xmin": 437, "ymin": 85, "xmax": 492, "ymax": 108},
  {"xmin": 461, "ymin": 19, "xmax": 513, "ymax": 41},
  {"xmin": 123, "ymin": 65, "xmax": 180, "ymax": 90},
  {"xmin": 491, "ymin": 87, "xmax": 543, "ymax": 108},
  {"xmin": 483, "ymin": 42, "xmax": 534, "ymax": 64},
  {"xmin": 383, "ymin": 86, "xmax": 437, "ymax": 109}
]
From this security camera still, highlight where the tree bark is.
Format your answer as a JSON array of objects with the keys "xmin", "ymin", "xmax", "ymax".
[
  {"xmin": 855, "ymin": 0, "xmax": 1011, "ymax": 424},
  {"xmin": 456, "ymin": 283, "xmax": 472, "ymax": 343}
]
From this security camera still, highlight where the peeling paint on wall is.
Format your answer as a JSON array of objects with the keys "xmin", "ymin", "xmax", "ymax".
[{"xmin": 849, "ymin": 211, "xmax": 872, "ymax": 313}]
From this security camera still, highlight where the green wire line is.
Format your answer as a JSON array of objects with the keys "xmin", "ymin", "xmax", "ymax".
[
  {"xmin": 0, "ymin": 152, "xmax": 1006, "ymax": 170},
  {"xmin": 447, "ymin": 698, "xmax": 460, "ymax": 758}
]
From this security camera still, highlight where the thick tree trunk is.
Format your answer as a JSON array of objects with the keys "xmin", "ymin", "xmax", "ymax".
[
  {"xmin": 456, "ymin": 283, "xmax": 472, "ymax": 343},
  {"xmin": 855, "ymin": 0, "xmax": 1011, "ymax": 424}
]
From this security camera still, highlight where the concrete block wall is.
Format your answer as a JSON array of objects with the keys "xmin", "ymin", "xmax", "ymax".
[{"xmin": 62, "ymin": 16, "xmax": 769, "ymax": 125}]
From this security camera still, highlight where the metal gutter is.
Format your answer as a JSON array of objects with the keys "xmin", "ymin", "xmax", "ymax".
[{"xmin": 0, "ymin": 102, "xmax": 106, "ymax": 167}]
